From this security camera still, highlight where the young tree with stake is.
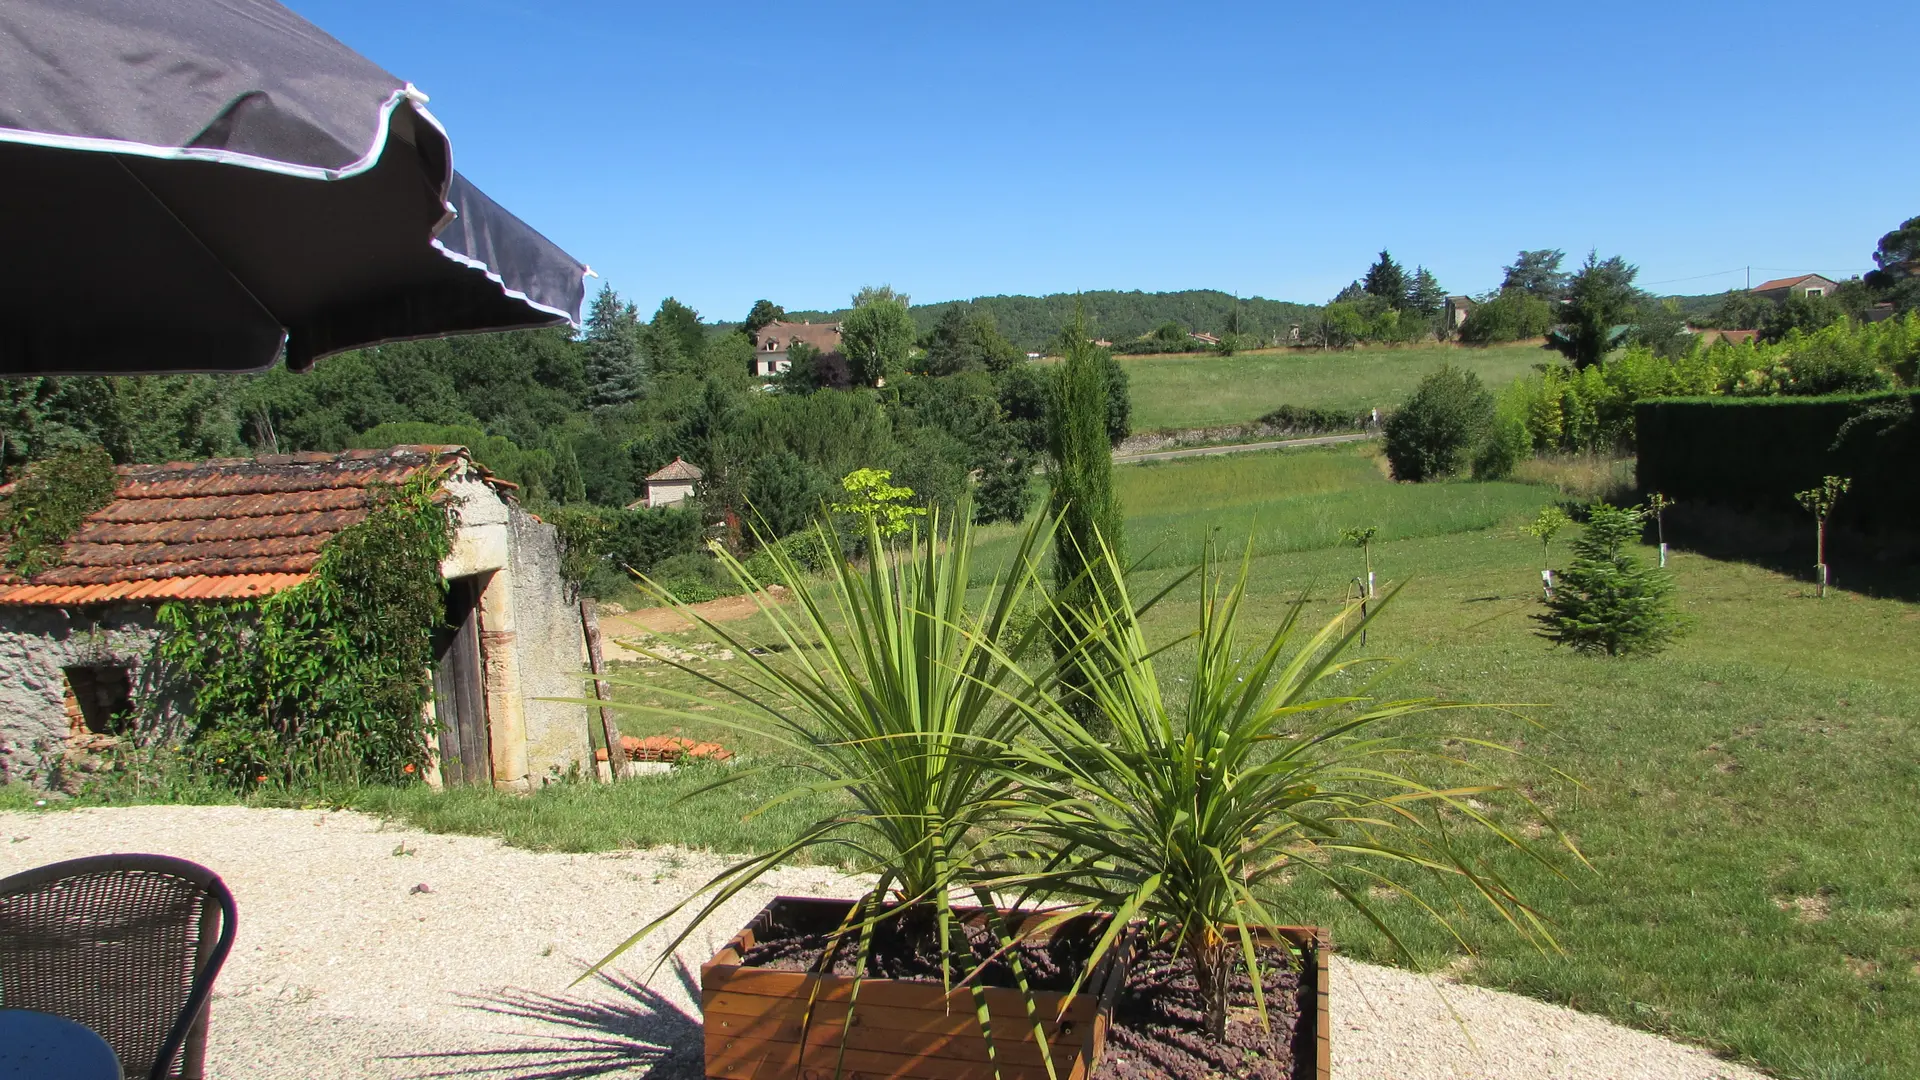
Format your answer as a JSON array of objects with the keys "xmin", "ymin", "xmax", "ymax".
[
  {"xmin": 1794, "ymin": 476, "xmax": 1850, "ymax": 598},
  {"xmin": 1646, "ymin": 493, "xmax": 1674, "ymax": 567},
  {"xmin": 1522, "ymin": 506, "xmax": 1572, "ymax": 598}
]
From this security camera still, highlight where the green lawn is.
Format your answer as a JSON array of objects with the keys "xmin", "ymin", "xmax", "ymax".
[
  {"xmin": 15, "ymin": 442, "xmax": 1917, "ymax": 1079},
  {"xmin": 566, "ymin": 444, "xmax": 1920, "ymax": 1079},
  {"xmin": 1123, "ymin": 340, "xmax": 1549, "ymax": 431}
]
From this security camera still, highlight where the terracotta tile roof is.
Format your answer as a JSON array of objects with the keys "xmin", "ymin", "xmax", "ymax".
[
  {"xmin": 646, "ymin": 457, "xmax": 703, "ymax": 482},
  {"xmin": 756, "ymin": 320, "xmax": 842, "ymax": 354},
  {"xmin": 0, "ymin": 446, "xmax": 489, "ymax": 607},
  {"xmin": 1752, "ymin": 274, "xmax": 1833, "ymax": 292}
]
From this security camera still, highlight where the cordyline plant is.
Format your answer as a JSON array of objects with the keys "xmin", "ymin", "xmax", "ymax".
[
  {"xmin": 986, "ymin": 535, "xmax": 1578, "ymax": 1044},
  {"xmin": 583, "ymin": 504, "xmax": 1088, "ymax": 1069}
]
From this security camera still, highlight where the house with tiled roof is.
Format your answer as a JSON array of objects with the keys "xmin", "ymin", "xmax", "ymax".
[
  {"xmin": 640, "ymin": 457, "xmax": 703, "ymax": 509},
  {"xmin": 1751, "ymin": 274, "xmax": 1838, "ymax": 302},
  {"xmin": 0, "ymin": 446, "xmax": 589, "ymax": 791},
  {"xmin": 753, "ymin": 320, "xmax": 842, "ymax": 378}
]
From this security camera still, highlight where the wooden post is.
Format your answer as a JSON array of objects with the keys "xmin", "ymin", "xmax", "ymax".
[{"xmin": 579, "ymin": 599, "xmax": 625, "ymax": 779}]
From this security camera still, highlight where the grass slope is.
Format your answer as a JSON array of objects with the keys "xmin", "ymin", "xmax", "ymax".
[{"xmin": 1124, "ymin": 340, "xmax": 1549, "ymax": 431}]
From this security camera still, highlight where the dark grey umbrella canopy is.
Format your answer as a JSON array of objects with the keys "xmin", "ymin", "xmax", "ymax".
[{"xmin": 0, "ymin": 0, "xmax": 588, "ymax": 376}]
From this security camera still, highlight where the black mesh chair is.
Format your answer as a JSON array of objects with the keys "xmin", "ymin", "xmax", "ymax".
[{"xmin": 0, "ymin": 854, "xmax": 236, "ymax": 1080}]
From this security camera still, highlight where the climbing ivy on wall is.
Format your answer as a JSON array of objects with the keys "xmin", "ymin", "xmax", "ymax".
[
  {"xmin": 0, "ymin": 445, "xmax": 120, "ymax": 577},
  {"xmin": 147, "ymin": 471, "xmax": 454, "ymax": 789}
]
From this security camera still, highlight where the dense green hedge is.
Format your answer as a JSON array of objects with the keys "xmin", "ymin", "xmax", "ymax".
[{"xmin": 1636, "ymin": 392, "xmax": 1918, "ymax": 532}]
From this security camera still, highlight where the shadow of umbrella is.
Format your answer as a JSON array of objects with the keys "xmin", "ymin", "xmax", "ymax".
[{"xmin": 391, "ymin": 960, "xmax": 704, "ymax": 1079}]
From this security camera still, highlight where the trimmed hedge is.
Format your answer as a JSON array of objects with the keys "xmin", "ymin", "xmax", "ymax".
[{"xmin": 1635, "ymin": 391, "xmax": 1918, "ymax": 533}]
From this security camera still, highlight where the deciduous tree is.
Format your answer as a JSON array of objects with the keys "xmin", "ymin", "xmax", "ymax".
[
  {"xmin": 743, "ymin": 299, "xmax": 785, "ymax": 343},
  {"xmin": 840, "ymin": 297, "xmax": 916, "ymax": 386}
]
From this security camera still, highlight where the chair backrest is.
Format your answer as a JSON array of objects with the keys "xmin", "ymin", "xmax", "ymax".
[{"xmin": 0, "ymin": 853, "xmax": 236, "ymax": 1080}]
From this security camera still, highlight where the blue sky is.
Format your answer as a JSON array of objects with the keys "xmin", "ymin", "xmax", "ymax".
[{"xmin": 295, "ymin": 0, "xmax": 1917, "ymax": 322}]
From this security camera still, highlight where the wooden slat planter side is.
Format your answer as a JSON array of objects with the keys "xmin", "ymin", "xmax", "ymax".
[
  {"xmin": 1264, "ymin": 926, "xmax": 1331, "ymax": 1080},
  {"xmin": 703, "ymin": 897, "xmax": 1126, "ymax": 1080}
]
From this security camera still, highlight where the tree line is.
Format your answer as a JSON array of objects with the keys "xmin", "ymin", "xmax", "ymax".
[{"xmin": 2, "ymin": 285, "xmax": 1133, "ymax": 598}]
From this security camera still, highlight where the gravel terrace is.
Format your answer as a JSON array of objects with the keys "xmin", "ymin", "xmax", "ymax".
[{"xmin": 0, "ymin": 805, "xmax": 1764, "ymax": 1080}]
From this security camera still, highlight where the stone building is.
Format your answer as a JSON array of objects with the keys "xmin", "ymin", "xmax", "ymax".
[
  {"xmin": 0, "ymin": 446, "xmax": 590, "ymax": 791},
  {"xmin": 641, "ymin": 457, "xmax": 702, "ymax": 509}
]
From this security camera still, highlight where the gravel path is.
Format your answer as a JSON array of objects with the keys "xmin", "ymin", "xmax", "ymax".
[{"xmin": 0, "ymin": 805, "xmax": 1763, "ymax": 1080}]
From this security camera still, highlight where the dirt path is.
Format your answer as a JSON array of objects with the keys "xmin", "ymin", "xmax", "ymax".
[
  {"xmin": 0, "ymin": 805, "xmax": 1763, "ymax": 1080},
  {"xmin": 597, "ymin": 586, "xmax": 786, "ymax": 651},
  {"xmin": 1111, "ymin": 431, "xmax": 1376, "ymax": 465}
]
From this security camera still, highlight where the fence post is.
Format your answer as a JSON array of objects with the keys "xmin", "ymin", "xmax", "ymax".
[{"xmin": 579, "ymin": 599, "xmax": 625, "ymax": 780}]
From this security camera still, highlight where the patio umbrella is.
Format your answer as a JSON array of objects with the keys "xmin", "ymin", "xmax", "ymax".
[{"xmin": 0, "ymin": 0, "xmax": 588, "ymax": 377}]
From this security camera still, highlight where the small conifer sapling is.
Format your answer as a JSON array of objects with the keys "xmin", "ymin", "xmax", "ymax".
[{"xmin": 1534, "ymin": 503, "xmax": 1682, "ymax": 656}]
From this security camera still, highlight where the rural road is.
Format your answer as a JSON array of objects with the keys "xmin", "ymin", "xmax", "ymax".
[{"xmin": 1113, "ymin": 430, "xmax": 1377, "ymax": 465}]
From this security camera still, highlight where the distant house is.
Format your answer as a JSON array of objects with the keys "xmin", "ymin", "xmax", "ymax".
[
  {"xmin": 753, "ymin": 320, "xmax": 842, "ymax": 378},
  {"xmin": 1443, "ymin": 295, "xmax": 1476, "ymax": 332},
  {"xmin": 1187, "ymin": 331, "xmax": 1221, "ymax": 347},
  {"xmin": 1751, "ymin": 274, "xmax": 1838, "ymax": 302},
  {"xmin": 642, "ymin": 457, "xmax": 702, "ymax": 508}
]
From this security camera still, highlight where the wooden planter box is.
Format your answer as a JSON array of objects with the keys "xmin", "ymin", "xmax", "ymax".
[
  {"xmin": 1266, "ymin": 926, "xmax": 1331, "ymax": 1080},
  {"xmin": 702, "ymin": 896, "xmax": 1128, "ymax": 1080},
  {"xmin": 701, "ymin": 897, "xmax": 1332, "ymax": 1080}
]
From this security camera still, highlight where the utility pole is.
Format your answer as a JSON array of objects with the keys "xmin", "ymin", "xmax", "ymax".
[{"xmin": 1745, "ymin": 266, "xmax": 1750, "ymax": 291}]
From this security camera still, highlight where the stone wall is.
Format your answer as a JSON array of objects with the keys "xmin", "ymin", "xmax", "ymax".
[
  {"xmin": 0, "ymin": 604, "xmax": 158, "ymax": 788},
  {"xmin": 504, "ymin": 505, "xmax": 591, "ymax": 785}
]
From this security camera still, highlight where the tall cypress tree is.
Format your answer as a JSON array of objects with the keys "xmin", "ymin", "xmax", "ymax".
[
  {"xmin": 583, "ymin": 284, "xmax": 643, "ymax": 409},
  {"xmin": 1047, "ymin": 309, "xmax": 1126, "ymax": 701}
]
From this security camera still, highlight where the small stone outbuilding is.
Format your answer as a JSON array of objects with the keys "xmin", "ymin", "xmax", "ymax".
[
  {"xmin": 0, "ymin": 446, "xmax": 590, "ymax": 791},
  {"xmin": 641, "ymin": 457, "xmax": 702, "ymax": 509}
]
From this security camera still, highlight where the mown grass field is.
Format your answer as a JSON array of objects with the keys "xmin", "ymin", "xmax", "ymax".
[
  {"xmin": 495, "ymin": 443, "xmax": 1920, "ymax": 1080},
  {"xmin": 13, "ymin": 442, "xmax": 1916, "ymax": 1079},
  {"xmin": 1123, "ymin": 340, "xmax": 1549, "ymax": 430}
]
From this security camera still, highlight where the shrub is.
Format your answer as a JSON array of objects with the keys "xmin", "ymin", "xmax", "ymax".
[
  {"xmin": 646, "ymin": 552, "xmax": 731, "ymax": 605},
  {"xmin": 1534, "ymin": 503, "xmax": 1682, "ymax": 656},
  {"xmin": 0, "ymin": 444, "xmax": 119, "ymax": 576},
  {"xmin": 1458, "ymin": 288, "xmax": 1556, "ymax": 344},
  {"xmin": 971, "ymin": 451, "xmax": 1036, "ymax": 525},
  {"xmin": 1384, "ymin": 365, "xmax": 1494, "ymax": 481},
  {"xmin": 1473, "ymin": 400, "xmax": 1533, "ymax": 480},
  {"xmin": 1257, "ymin": 404, "xmax": 1365, "ymax": 434}
]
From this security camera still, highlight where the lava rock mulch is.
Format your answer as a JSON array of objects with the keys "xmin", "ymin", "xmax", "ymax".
[
  {"xmin": 1094, "ymin": 944, "xmax": 1301, "ymax": 1080},
  {"xmin": 737, "ymin": 905, "xmax": 1100, "ymax": 991}
]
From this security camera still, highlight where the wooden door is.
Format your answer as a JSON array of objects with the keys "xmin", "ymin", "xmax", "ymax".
[{"xmin": 432, "ymin": 576, "xmax": 492, "ymax": 786}]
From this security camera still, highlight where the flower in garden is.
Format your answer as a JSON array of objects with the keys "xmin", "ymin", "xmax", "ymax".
[{"xmin": 403, "ymin": 763, "xmax": 416, "ymax": 774}]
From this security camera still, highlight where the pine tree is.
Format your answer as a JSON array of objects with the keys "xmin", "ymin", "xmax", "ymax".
[
  {"xmin": 1405, "ymin": 267, "xmax": 1447, "ymax": 318},
  {"xmin": 1534, "ymin": 503, "xmax": 1681, "ymax": 656},
  {"xmin": 583, "ymin": 285, "xmax": 643, "ymax": 409},
  {"xmin": 1363, "ymin": 250, "xmax": 1409, "ymax": 311}
]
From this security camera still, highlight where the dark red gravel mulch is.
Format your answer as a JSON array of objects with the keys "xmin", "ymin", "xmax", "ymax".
[
  {"xmin": 736, "ymin": 903, "xmax": 1102, "ymax": 991},
  {"xmin": 1095, "ymin": 943, "xmax": 1302, "ymax": 1080}
]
